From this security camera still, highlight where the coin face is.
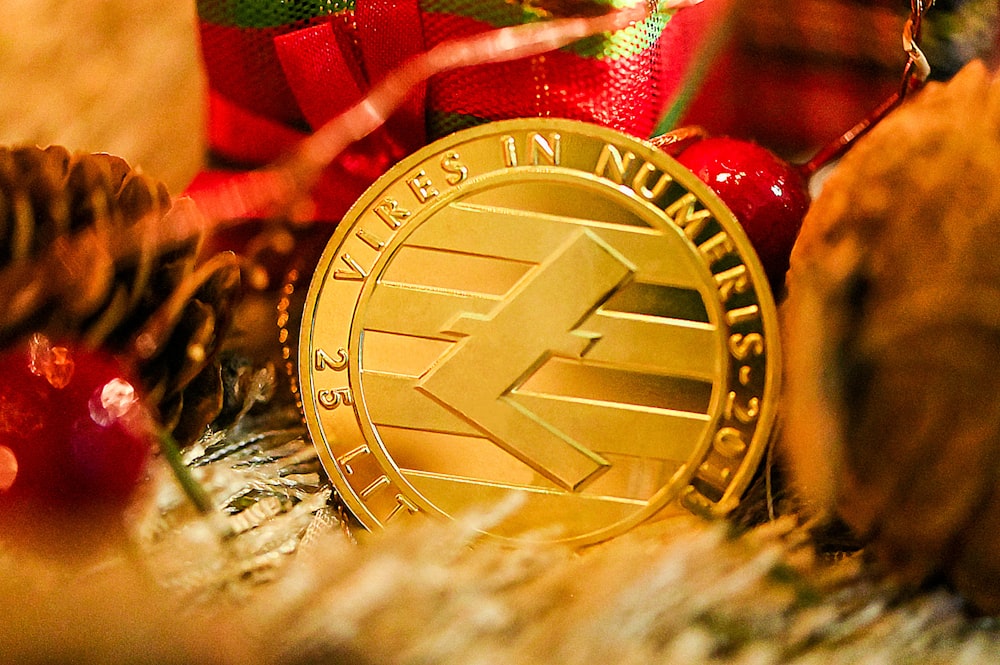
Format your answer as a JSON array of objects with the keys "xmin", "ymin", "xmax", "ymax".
[{"xmin": 298, "ymin": 119, "xmax": 779, "ymax": 546}]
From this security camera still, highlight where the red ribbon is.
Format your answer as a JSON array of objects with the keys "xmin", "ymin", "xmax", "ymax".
[
  {"xmin": 194, "ymin": 0, "xmax": 427, "ymax": 223},
  {"xmin": 192, "ymin": 1, "xmax": 680, "ymax": 225},
  {"xmin": 355, "ymin": 0, "xmax": 427, "ymax": 155},
  {"xmin": 273, "ymin": 22, "xmax": 366, "ymax": 130}
]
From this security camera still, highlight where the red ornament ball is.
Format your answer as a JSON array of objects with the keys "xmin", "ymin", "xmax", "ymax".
[
  {"xmin": 675, "ymin": 136, "xmax": 810, "ymax": 293},
  {"xmin": 0, "ymin": 336, "xmax": 151, "ymax": 527}
]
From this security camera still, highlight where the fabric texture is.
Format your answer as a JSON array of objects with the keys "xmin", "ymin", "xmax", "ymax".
[{"xmin": 192, "ymin": 0, "xmax": 676, "ymax": 222}]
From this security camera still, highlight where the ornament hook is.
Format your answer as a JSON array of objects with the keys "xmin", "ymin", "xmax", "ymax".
[{"xmin": 901, "ymin": 0, "xmax": 934, "ymax": 96}]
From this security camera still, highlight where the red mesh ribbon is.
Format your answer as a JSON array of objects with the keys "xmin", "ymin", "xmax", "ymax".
[
  {"xmin": 192, "ymin": 0, "xmax": 427, "ymax": 220},
  {"xmin": 191, "ymin": 0, "xmax": 679, "ymax": 224}
]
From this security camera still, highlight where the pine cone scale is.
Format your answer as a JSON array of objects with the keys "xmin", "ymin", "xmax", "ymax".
[{"xmin": 0, "ymin": 145, "xmax": 242, "ymax": 446}]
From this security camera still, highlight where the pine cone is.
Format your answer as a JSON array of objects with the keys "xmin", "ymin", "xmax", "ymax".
[
  {"xmin": 0, "ymin": 145, "xmax": 241, "ymax": 445},
  {"xmin": 782, "ymin": 61, "xmax": 1000, "ymax": 612}
]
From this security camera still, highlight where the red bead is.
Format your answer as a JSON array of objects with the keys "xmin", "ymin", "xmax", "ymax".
[
  {"xmin": 0, "ymin": 337, "xmax": 150, "ymax": 527},
  {"xmin": 675, "ymin": 137, "xmax": 810, "ymax": 293}
]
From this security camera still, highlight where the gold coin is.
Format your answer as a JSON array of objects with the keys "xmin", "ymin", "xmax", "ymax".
[{"xmin": 298, "ymin": 119, "xmax": 779, "ymax": 546}]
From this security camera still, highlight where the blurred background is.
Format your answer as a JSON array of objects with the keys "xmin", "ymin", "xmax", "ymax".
[
  {"xmin": 686, "ymin": 0, "xmax": 999, "ymax": 161},
  {"xmin": 0, "ymin": 1, "xmax": 994, "ymax": 195},
  {"xmin": 0, "ymin": 1, "xmax": 205, "ymax": 192}
]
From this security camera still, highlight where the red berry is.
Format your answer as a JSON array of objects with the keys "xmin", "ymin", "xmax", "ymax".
[
  {"xmin": 0, "ymin": 336, "xmax": 151, "ymax": 533},
  {"xmin": 675, "ymin": 136, "xmax": 810, "ymax": 293}
]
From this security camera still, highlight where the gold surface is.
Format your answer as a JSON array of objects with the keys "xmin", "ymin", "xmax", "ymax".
[{"xmin": 299, "ymin": 119, "xmax": 779, "ymax": 546}]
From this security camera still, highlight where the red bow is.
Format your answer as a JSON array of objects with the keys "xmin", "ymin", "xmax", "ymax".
[{"xmin": 192, "ymin": 0, "xmax": 428, "ymax": 222}]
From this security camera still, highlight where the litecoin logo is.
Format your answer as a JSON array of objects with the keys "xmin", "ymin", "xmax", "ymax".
[{"xmin": 299, "ymin": 119, "xmax": 778, "ymax": 546}]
